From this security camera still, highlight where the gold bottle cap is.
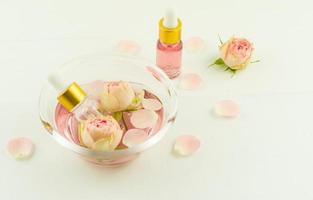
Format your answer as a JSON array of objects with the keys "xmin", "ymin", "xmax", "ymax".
[
  {"xmin": 57, "ymin": 82, "xmax": 87, "ymax": 111},
  {"xmin": 159, "ymin": 18, "xmax": 182, "ymax": 44}
]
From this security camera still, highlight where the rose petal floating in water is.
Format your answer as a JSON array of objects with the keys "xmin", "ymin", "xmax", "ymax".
[
  {"xmin": 142, "ymin": 98, "xmax": 162, "ymax": 111},
  {"xmin": 214, "ymin": 100, "xmax": 240, "ymax": 118},
  {"xmin": 185, "ymin": 37, "xmax": 205, "ymax": 53},
  {"xmin": 130, "ymin": 109, "xmax": 158, "ymax": 129},
  {"xmin": 174, "ymin": 135, "xmax": 200, "ymax": 156},
  {"xmin": 114, "ymin": 40, "xmax": 141, "ymax": 56},
  {"xmin": 6, "ymin": 137, "xmax": 35, "ymax": 160},
  {"xmin": 123, "ymin": 129, "xmax": 149, "ymax": 147},
  {"xmin": 122, "ymin": 112, "xmax": 135, "ymax": 130},
  {"xmin": 178, "ymin": 73, "xmax": 203, "ymax": 90}
]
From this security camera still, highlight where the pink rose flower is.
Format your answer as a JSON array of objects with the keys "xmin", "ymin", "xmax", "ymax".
[
  {"xmin": 220, "ymin": 37, "xmax": 254, "ymax": 70},
  {"xmin": 80, "ymin": 116, "xmax": 123, "ymax": 151},
  {"xmin": 100, "ymin": 81, "xmax": 135, "ymax": 112}
]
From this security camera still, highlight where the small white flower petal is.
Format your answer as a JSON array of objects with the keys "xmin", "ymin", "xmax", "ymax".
[
  {"xmin": 174, "ymin": 135, "xmax": 200, "ymax": 156},
  {"xmin": 185, "ymin": 37, "xmax": 205, "ymax": 53},
  {"xmin": 123, "ymin": 129, "xmax": 149, "ymax": 148},
  {"xmin": 214, "ymin": 100, "xmax": 240, "ymax": 118},
  {"xmin": 130, "ymin": 109, "xmax": 158, "ymax": 129},
  {"xmin": 178, "ymin": 73, "xmax": 203, "ymax": 90},
  {"xmin": 142, "ymin": 98, "xmax": 162, "ymax": 111},
  {"xmin": 6, "ymin": 137, "xmax": 35, "ymax": 160},
  {"xmin": 114, "ymin": 40, "xmax": 141, "ymax": 56}
]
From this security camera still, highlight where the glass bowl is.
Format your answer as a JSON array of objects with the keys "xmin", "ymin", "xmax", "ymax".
[{"xmin": 39, "ymin": 55, "xmax": 177, "ymax": 167}]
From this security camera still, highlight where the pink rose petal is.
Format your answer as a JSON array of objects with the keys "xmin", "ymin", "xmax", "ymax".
[
  {"xmin": 130, "ymin": 109, "xmax": 158, "ymax": 129},
  {"xmin": 142, "ymin": 91, "xmax": 164, "ymax": 134},
  {"xmin": 122, "ymin": 112, "xmax": 135, "ymax": 130},
  {"xmin": 178, "ymin": 73, "xmax": 203, "ymax": 90},
  {"xmin": 114, "ymin": 40, "xmax": 141, "ymax": 56},
  {"xmin": 123, "ymin": 129, "xmax": 149, "ymax": 147},
  {"xmin": 214, "ymin": 100, "xmax": 240, "ymax": 118},
  {"xmin": 142, "ymin": 98, "xmax": 162, "ymax": 111},
  {"xmin": 122, "ymin": 112, "xmax": 152, "ymax": 134},
  {"xmin": 174, "ymin": 135, "xmax": 200, "ymax": 156},
  {"xmin": 6, "ymin": 137, "xmax": 35, "ymax": 160},
  {"xmin": 185, "ymin": 37, "xmax": 205, "ymax": 53}
]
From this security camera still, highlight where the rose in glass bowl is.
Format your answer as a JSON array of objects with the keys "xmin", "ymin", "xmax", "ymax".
[{"xmin": 39, "ymin": 55, "xmax": 177, "ymax": 167}]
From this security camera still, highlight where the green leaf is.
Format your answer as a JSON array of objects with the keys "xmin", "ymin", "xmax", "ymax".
[
  {"xmin": 209, "ymin": 58, "xmax": 225, "ymax": 67},
  {"xmin": 209, "ymin": 59, "xmax": 238, "ymax": 77},
  {"xmin": 112, "ymin": 111, "xmax": 123, "ymax": 121},
  {"xmin": 223, "ymin": 66, "xmax": 237, "ymax": 77}
]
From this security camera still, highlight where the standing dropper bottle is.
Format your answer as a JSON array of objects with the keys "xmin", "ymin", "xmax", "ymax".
[
  {"xmin": 48, "ymin": 72, "xmax": 102, "ymax": 121},
  {"xmin": 156, "ymin": 9, "xmax": 183, "ymax": 79}
]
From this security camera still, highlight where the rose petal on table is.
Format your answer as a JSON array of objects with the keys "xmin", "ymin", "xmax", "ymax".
[
  {"xmin": 142, "ymin": 98, "xmax": 163, "ymax": 111},
  {"xmin": 185, "ymin": 37, "xmax": 205, "ymax": 53},
  {"xmin": 214, "ymin": 100, "xmax": 240, "ymax": 118},
  {"xmin": 178, "ymin": 73, "xmax": 203, "ymax": 90},
  {"xmin": 114, "ymin": 40, "xmax": 141, "ymax": 56},
  {"xmin": 130, "ymin": 109, "xmax": 158, "ymax": 129},
  {"xmin": 6, "ymin": 137, "xmax": 35, "ymax": 160},
  {"xmin": 174, "ymin": 135, "xmax": 200, "ymax": 156},
  {"xmin": 123, "ymin": 129, "xmax": 149, "ymax": 147}
]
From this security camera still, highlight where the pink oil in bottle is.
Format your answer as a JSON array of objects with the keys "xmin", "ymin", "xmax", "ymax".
[
  {"xmin": 156, "ymin": 9, "xmax": 183, "ymax": 79},
  {"xmin": 156, "ymin": 40, "xmax": 183, "ymax": 79}
]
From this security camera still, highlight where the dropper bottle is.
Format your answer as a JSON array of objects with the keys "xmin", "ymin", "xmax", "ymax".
[
  {"xmin": 156, "ymin": 9, "xmax": 183, "ymax": 79},
  {"xmin": 48, "ymin": 72, "xmax": 102, "ymax": 121}
]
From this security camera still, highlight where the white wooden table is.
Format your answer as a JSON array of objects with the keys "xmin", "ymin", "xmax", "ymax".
[{"xmin": 1, "ymin": 0, "xmax": 313, "ymax": 199}]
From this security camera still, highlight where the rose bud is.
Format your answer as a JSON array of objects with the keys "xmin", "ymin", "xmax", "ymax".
[
  {"xmin": 100, "ymin": 81, "xmax": 135, "ymax": 112},
  {"xmin": 220, "ymin": 37, "xmax": 254, "ymax": 70},
  {"xmin": 80, "ymin": 116, "xmax": 123, "ymax": 151}
]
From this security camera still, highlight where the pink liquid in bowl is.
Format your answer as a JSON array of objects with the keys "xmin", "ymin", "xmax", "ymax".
[{"xmin": 54, "ymin": 81, "xmax": 164, "ymax": 167}]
